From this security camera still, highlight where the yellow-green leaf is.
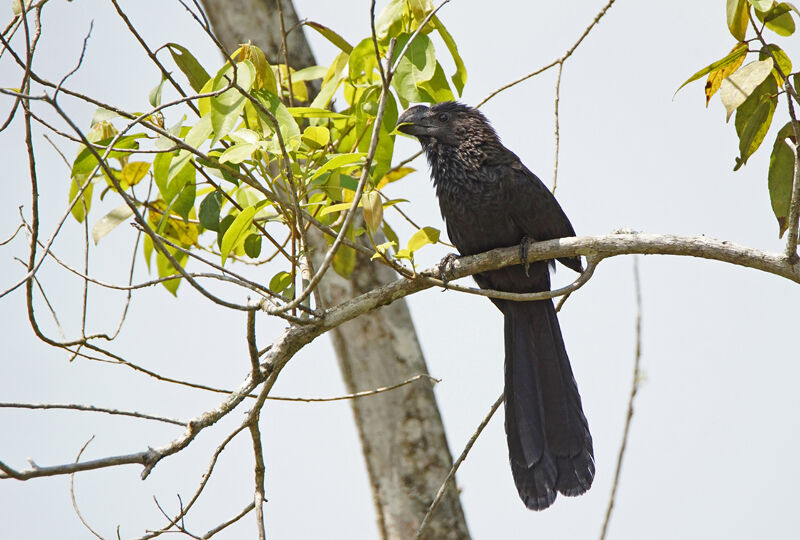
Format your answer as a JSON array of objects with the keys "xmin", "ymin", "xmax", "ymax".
[
  {"xmin": 121, "ymin": 161, "xmax": 150, "ymax": 189},
  {"xmin": 676, "ymin": 45, "xmax": 750, "ymax": 95},
  {"xmin": 302, "ymin": 125, "xmax": 330, "ymax": 149},
  {"xmin": 69, "ymin": 176, "xmax": 93, "ymax": 223},
  {"xmin": 768, "ymin": 122, "xmax": 797, "ymax": 237},
  {"xmin": 407, "ymin": 226, "xmax": 440, "ymax": 252},
  {"xmin": 728, "ymin": 0, "xmax": 751, "ymax": 40},
  {"xmin": 706, "ymin": 42, "xmax": 748, "ymax": 105},
  {"xmin": 220, "ymin": 205, "xmax": 255, "ymax": 265}
]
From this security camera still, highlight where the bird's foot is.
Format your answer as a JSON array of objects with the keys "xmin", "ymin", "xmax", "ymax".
[
  {"xmin": 519, "ymin": 236, "xmax": 532, "ymax": 277},
  {"xmin": 437, "ymin": 253, "xmax": 460, "ymax": 288}
]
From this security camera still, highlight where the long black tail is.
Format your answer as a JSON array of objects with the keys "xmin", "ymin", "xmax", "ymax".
[{"xmin": 503, "ymin": 299, "xmax": 594, "ymax": 510}]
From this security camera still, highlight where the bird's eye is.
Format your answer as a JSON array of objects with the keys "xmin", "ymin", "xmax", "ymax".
[{"xmin": 438, "ymin": 113, "xmax": 449, "ymax": 122}]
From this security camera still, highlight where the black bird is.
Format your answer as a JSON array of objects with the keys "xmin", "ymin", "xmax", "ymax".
[{"xmin": 396, "ymin": 102, "xmax": 593, "ymax": 510}]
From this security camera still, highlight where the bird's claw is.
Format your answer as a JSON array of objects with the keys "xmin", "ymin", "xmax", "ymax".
[
  {"xmin": 438, "ymin": 253, "xmax": 460, "ymax": 289},
  {"xmin": 519, "ymin": 236, "xmax": 532, "ymax": 277}
]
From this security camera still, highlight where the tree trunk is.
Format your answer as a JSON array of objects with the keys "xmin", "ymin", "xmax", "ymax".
[{"xmin": 200, "ymin": 1, "xmax": 471, "ymax": 539}]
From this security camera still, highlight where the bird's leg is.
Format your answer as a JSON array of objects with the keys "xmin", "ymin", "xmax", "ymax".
[
  {"xmin": 437, "ymin": 252, "xmax": 460, "ymax": 289},
  {"xmin": 519, "ymin": 236, "xmax": 532, "ymax": 277}
]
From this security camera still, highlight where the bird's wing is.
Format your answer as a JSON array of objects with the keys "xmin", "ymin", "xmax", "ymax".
[{"xmin": 490, "ymin": 153, "xmax": 582, "ymax": 272}]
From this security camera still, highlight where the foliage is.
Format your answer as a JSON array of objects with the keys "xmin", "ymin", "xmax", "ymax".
[
  {"xmin": 69, "ymin": 0, "xmax": 466, "ymax": 296},
  {"xmin": 678, "ymin": 0, "xmax": 800, "ymax": 236}
]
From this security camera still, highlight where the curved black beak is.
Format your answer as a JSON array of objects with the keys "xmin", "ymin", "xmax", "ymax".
[{"xmin": 396, "ymin": 105, "xmax": 431, "ymax": 137}]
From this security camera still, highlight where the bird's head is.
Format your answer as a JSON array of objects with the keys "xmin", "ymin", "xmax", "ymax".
[{"xmin": 396, "ymin": 102, "xmax": 497, "ymax": 149}]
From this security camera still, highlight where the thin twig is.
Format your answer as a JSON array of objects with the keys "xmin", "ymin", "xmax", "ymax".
[
  {"xmin": 599, "ymin": 255, "xmax": 643, "ymax": 540},
  {"xmin": 0, "ymin": 402, "xmax": 185, "ymax": 426},
  {"xmin": 70, "ymin": 436, "xmax": 105, "ymax": 540},
  {"xmin": 414, "ymin": 392, "xmax": 505, "ymax": 540},
  {"xmin": 552, "ymin": 61, "xmax": 564, "ymax": 193}
]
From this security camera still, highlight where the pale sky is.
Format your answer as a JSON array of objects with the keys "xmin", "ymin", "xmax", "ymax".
[{"xmin": 2, "ymin": 1, "xmax": 799, "ymax": 539}]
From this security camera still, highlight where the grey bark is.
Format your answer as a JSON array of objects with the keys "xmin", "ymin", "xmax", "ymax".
[{"xmin": 200, "ymin": 1, "xmax": 471, "ymax": 538}]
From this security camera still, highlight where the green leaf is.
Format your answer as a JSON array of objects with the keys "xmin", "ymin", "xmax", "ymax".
[
  {"xmin": 199, "ymin": 191, "xmax": 222, "ymax": 231},
  {"xmin": 734, "ymin": 75, "xmax": 778, "ymax": 167},
  {"xmin": 217, "ymin": 214, "xmax": 235, "ymax": 248},
  {"xmin": 91, "ymin": 204, "xmax": 134, "ymax": 244},
  {"xmin": 759, "ymin": 43, "xmax": 792, "ymax": 85},
  {"xmin": 287, "ymin": 106, "xmax": 348, "ymax": 119},
  {"xmin": 68, "ymin": 177, "xmax": 93, "ymax": 223},
  {"xmin": 210, "ymin": 60, "xmax": 256, "ymax": 144},
  {"xmin": 149, "ymin": 73, "xmax": 168, "ymax": 107},
  {"xmin": 311, "ymin": 152, "xmax": 365, "ymax": 180},
  {"xmin": 292, "ymin": 65, "xmax": 328, "ymax": 82},
  {"xmin": 311, "ymin": 51, "xmax": 349, "ymax": 109},
  {"xmin": 758, "ymin": 2, "xmax": 795, "ymax": 35},
  {"xmin": 219, "ymin": 142, "xmax": 258, "ymax": 164},
  {"xmin": 348, "ymin": 37, "xmax": 380, "ymax": 81},
  {"xmin": 306, "ymin": 22, "xmax": 353, "ymax": 53},
  {"xmin": 371, "ymin": 241, "xmax": 397, "ymax": 260},
  {"xmin": 332, "ymin": 242, "xmax": 356, "ymax": 278},
  {"xmin": 728, "ymin": 0, "xmax": 751, "ymax": 40},
  {"xmin": 375, "ymin": 0, "xmax": 405, "ymax": 40},
  {"xmin": 751, "ymin": 0, "xmax": 775, "ymax": 12},
  {"xmin": 244, "ymin": 233, "xmax": 262, "ymax": 258},
  {"xmin": 676, "ymin": 45, "xmax": 750, "ymax": 95},
  {"xmin": 220, "ymin": 205, "xmax": 255, "ymax": 265},
  {"xmin": 319, "ymin": 201, "xmax": 359, "ymax": 217},
  {"xmin": 768, "ymin": 122, "xmax": 797, "ymax": 236},
  {"xmin": 172, "ymin": 180, "xmax": 196, "ymax": 222},
  {"xmin": 392, "ymin": 33, "xmax": 437, "ymax": 103},
  {"xmin": 165, "ymin": 43, "xmax": 210, "ymax": 92},
  {"xmin": 431, "ymin": 15, "xmax": 467, "ymax": 96},
  {"xmin": 156, "ymin": 246, "xmax": 187, "ymax": 296},
  {"xmin": 720, "ymin": 58, "xmax": 774, "ymax": 120},
  {"xmin": 407, "ymin": 226, "xmax": 440, "ymax": 252},
  {"xmin": 417, "ymin": 62, "xmax": 456, "ymax": 103},
  {"xmin": 252, "ymin": 89, "xmax": 301, "ymax": 147},
  {"xmin": 382, "ymin": 221, "xmax": 399, "ymax": 247},
  {"xmin": 269, "ymin": 271, "xmax": 293, "ymax": 293},
  {"xmin": 143, "ymin": 234, "xmax": 154, "ymax": 271}
]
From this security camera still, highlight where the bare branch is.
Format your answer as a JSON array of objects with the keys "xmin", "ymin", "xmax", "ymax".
[{"xmin": 70, "ymin": 437, "xmax": 106, "ymax": 540}]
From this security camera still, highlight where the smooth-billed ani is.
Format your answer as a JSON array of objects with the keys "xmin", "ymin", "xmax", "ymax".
[{"xmin": 396, "ymin": 102, "xmax": 593, "ymax": 510}]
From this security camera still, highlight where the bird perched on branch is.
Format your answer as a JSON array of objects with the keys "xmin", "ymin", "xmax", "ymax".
[{"xmin": 396, "ymin": 102, "xmax": 593, "ymax": 510}]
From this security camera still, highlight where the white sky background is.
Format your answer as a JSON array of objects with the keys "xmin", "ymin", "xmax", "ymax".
[{"xmin": 1, "ymin": 1, "xmax": 799, "ymax": 539}]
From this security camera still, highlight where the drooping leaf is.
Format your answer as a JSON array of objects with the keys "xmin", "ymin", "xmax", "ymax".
[
  {"xmin": 676, "ymin": 45, "xmax": 750, "ymax": 95},
  {"xmin": 232, "ymin": 44, "xmax": 277, "ymax": 94},
  {"xmin": 719, "ymin": 58, "xmax": 774, "ymax": 120},
  {"xmin": 148, "ymin": 73, "xmax": 168, "ymax": 108},
  {"xmin": 210, "ymin": 60, "xmax": 256, "ymax": 144},
  {"xmin": 431, "ymin": 15, "xmax": 467, "ymax": 96},
  {"xmin": 199, "ymin": 190, "xmax": 222, "ymax": 231},
  {"xmin": 734, "ymin": 75, "xmax": 778, "ymax": 167},
  {"xmin": 311, "ymin": 152, "xmax": 365, "ymax": 181},
  {"xmin": 292, "ymin": 65, "xmax": 328, "ymax": 82},
  {"xmin": 706, "ymin": 42, "xmax": 748, "ymax": 105},
  {"xmin": 392, "ymin": 33, "xmax": 437, "ymax": 103},
  {"xmin": 310, "ymin": 51, "xmax": 349, "ymax": 109},
  {"xmin": 302, "ymin": 125, "xmax": 330, "ymax": 149},
  {"xmin": 407, "ymin": 226, "xmax": 440, "ymax": 252},
  {"xmin": 768, "ymin": 122, "xmax": 798, "ymax": 236},
  {"xmin": 91, "ymin": 204, "xmax": 134, "ymax": 244},
  {"xmin": 252, "ymin": 89, "xmax": 301, "ymax": 148},
  {"xmin": 120, "ymin": 161, "xmax": 150, "ymax": 189},
  {"xmin": 220, "ymin": 205, "xmax": 255, "ymax": 265},
  {"xmin": 362, "ymin": 191, "xmax": 383, "ymax": 233},
  {"xmin": 244, "ymin": 233, "xmax": 262, "ymax": 258},
  {"xmin": 759, "ymin": 43, "xmax": 792, "ymax": 85},
  {"xmin": 165, "ymin": 43, "xmax": 210, "ymax": 92},
  {"xmin": 287, "ymin": 107, "xmax": 348, "ymax": 119},
  {"xmin": 68, "ymin": 177, "xmax": 93, "ymax": 223},
  {"xmin": 155, "ymin": 246, "xmax": 187, "ymax": 296},
  {"xmin": 727, "ymin": 0, "xmax": 751, "ymax": 40},
  {"xmin": 305, "ymin": 22, "xmax": 353, "ymax": 53},
  {"xmin": 757, "ymin": 2, "xmax": 796, "ymax": 35}
]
